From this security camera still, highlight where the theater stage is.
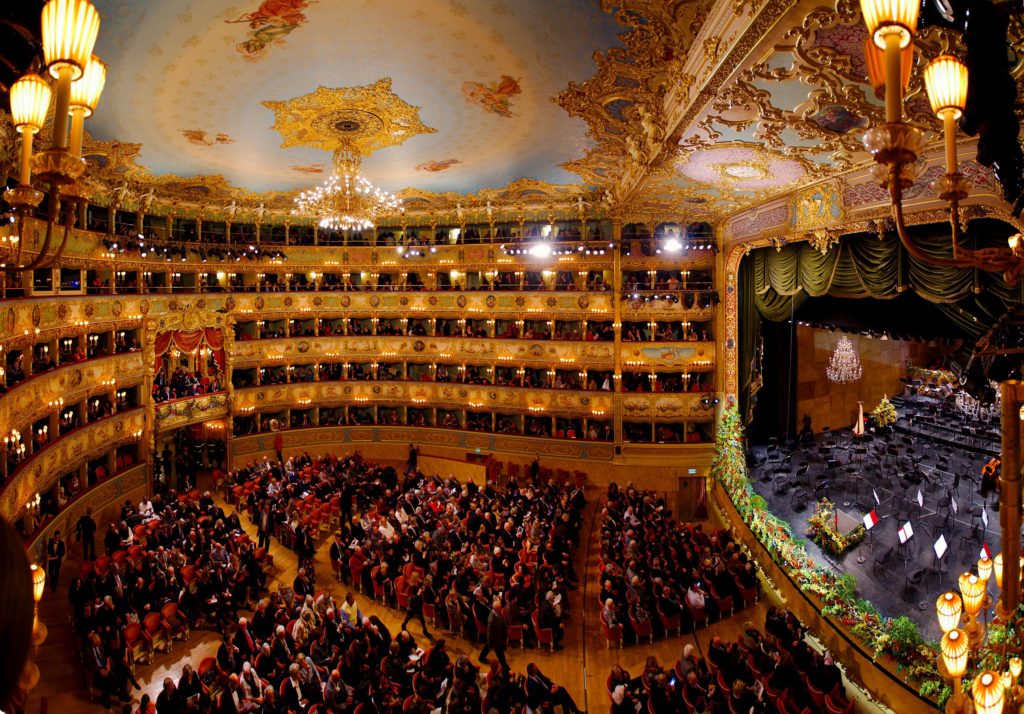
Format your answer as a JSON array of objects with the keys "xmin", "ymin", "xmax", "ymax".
[{"xmin": 748, "ymin": 395, "xmax": 1001, "ymax": 642}]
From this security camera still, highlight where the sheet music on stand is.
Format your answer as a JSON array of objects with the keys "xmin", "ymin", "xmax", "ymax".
[
  {"xmin": 934, "ymin": 534, "xmax": 948, "ymax": 560},
  {"xmin": 951, "ymin": 497, "xmax": 958, "ymax": 515},
  {"xmin": 917, "ymin": 490, "xmax": 924, "ymax": 509},
  {"xmin": 873, "ymin": 489, "xmax": 880, "ymax": 506},
  {"xmin": 898, "ymin": 521, "xmax": 914, "ymax": 544},
  {"xmin": 982, "ymin": 508, "xmax": 989, "ymax": 528}
]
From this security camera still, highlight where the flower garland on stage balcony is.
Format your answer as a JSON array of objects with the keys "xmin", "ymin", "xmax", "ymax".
[{"xmin": 711, "ymin": 407, "xmax": 943, "ymax": 701}]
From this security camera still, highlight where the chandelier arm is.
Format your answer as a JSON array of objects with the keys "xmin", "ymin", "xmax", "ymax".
[
  {"xmin": 37, "ymin": 197, "xmax": 83, "ymax": 269},
  {"xmin": 11, "ymin": 212, "xmax": 27, "ymax": 268},
  {"xmin": 32, "ymin": 215, "xmax": 76, "ymax": 270},
  {"xmin": 0, "ymin": 204, "xmax": 55, "ymax": 274},
  {"xmin": 13, "ymin": 189, "xmax": 63, "ymax": 272},
  {"xmin": 888, "ymin": 168, "xmax": 1024, "ymax": 283},
  {"xmin": 888, "ymin": 176, "xmax": 967, "ymax": 270}
]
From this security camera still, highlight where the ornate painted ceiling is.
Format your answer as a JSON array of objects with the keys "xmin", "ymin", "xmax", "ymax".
[
  {"xmin": 82, "ymin": 0, "xmax": 622, "ymax": 210},
  {"xmin": 7, "ymin": 0, "xmax": 1021, "ymax": 223}
]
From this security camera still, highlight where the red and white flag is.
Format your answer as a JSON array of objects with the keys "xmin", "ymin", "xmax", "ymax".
[{"xmin": 863, "ymin": 510, "xmax": 879, "ymax": 530}]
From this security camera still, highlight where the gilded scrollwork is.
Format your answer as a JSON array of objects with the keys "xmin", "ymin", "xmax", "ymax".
[
  {"xmin": 0, "ymin": 353, "xmax": 144, "ymax": 439},
  {"xmin": 0, "ymin": 408, "xmax": 146, "ymax": 522}
]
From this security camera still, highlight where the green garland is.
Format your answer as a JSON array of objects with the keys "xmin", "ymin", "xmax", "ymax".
[{"xmin": 711, "ymin": 406, "xmax": 942, "ymax": 698}]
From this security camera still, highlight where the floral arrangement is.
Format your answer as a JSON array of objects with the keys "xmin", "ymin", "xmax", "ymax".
[
  {"xmin": 871, "ymin": 395, "xmax": 897, "ymax": 428},
  {"xmin": 909, "ymin": 366, "xmax": 957, "ymax": 387},
  {"xmin": 807, "ymin": 498, "xmax": 865, "ymax": 555},
  {"xmin": 711, "ymin": 406, "xmax": 941, "ymax": 700}
]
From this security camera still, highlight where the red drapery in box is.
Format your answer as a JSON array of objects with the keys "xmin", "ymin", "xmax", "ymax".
[{"xmin": 153, "ymin": 328, "xmax": 225, "ymax": 373}]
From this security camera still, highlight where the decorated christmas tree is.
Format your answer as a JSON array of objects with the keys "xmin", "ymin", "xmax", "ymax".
[{"xmin": 872, "ymin": 394, "xmax": 897, "ymax": 427}]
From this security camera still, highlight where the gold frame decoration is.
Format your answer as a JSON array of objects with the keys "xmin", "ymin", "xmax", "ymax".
[{"xmin": 262, "ymin": 79, "xmax": 437, "ymax": 156}]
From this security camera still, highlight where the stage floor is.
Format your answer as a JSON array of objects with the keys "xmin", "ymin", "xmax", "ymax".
[{"xmin": 748, "ymin": 400, "xmax": 1000, "ymax": 642}]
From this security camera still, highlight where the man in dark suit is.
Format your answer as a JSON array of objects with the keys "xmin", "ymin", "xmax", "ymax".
[
  {"xmin": 328, "ymin": 533, "xmax": 346, "ymax": 583},
  {"xmin": 75, "ymin": 508, "xmax": 97, "ymax": 560},
  {"xmin": 257, "ymin": 504, "xmax": 273, "ymax": 550},
  {"xmin": 282, "ymin": 664, "xmax": 308, "ymax": 713},
  {"xmin": 86, "ymin": 632, "xmax": 121, "ymax": 707},
  {"xmin": 234, "ymin": 617, "xmax": 259, "ymax": 659},
  {"xmin": 156, "ymin": 677, "xmax": 183, "ymax": 714},
  {"xmin": 406, "ymin": 443, "xmax": 418, "ymax": 475},
  {"xmin": 217, "ymin": 635, "xmax": 244, "ymax": 676},
  {"xmin": 525, "ymin": 663, "xmax": 582, "ymax": 714},
  {"xmin": 218, "ymin": 673, "xmax": 242, "ymax": 713},
  {"xmin": 538, "ymin": 591, "xmax": 564, "ymax": 649},
  {"xmin": 293, "ymin": 568, "xmax": 312, "ymax": 601},
  {"xmin": 477, "ymin": 599, "xmax": 508, "ymax": 668},
  {"xmin": 271, "ymin": 625, "xmax": 296, "ymax": 672},
  {"xmin": 46, "ymin": 529, "xmax": 66, "ymax": 592}
]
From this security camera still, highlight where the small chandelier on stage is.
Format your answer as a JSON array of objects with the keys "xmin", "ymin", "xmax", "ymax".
[
  {"xmin": 292, "ymin": 142, "xmax": 402, "ymax": 231},
  {"xmin": 826, "ymin": 336, "xmax": 862, "ymax": 384}
]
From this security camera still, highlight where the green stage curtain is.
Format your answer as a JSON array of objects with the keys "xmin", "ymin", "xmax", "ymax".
[{"xmin": 747, "ymin": 219, "xmax": 1020, "ymax": 337}]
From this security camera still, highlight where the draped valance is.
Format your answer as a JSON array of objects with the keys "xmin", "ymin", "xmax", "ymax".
[
  {"xmin": 154, "ymin": 328, "xmax": 226, "ymax": 372},
  {"xmin": 750, "ymin": 219, "xmax": 1020, "ymax": 336}
]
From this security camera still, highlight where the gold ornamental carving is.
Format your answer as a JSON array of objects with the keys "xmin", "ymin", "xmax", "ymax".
[{"xmin": 262, "ymin": 79, "xmax": 436, "ymax": 156}]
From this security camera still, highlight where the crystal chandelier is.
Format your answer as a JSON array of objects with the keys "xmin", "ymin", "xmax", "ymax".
[
  {"xmin": 292, "ymin": 143, "xmax": 402, "ymax": 231},
  {"xmin": 825, "ymin": 336, "xmax": 862, "ymax": 384}
]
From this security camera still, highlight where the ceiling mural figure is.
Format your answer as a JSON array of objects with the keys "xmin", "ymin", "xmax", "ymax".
[
  {"xmin": 226, "ymin": 0, "xmax": 317, "ymax": 61},
  {"xmin": 416, "ymin": 159, "xmax": 461, "ymax": 173},
  {"xmin": 461, "ymin": 75, "xmax": 522, "ymax": 118}
]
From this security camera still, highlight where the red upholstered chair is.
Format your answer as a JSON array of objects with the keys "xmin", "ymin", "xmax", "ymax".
[
  {"xmin": 349, "ymin": 556, "xmax": 365, "ymax": 592},
  {"xmin": 254, "ymin": 546, "xmax": 274, "ymax": 571},
  {"xmin": 507, "ymin": 622, "xmax": 525, "ymax": 649},
  {"xmin": 395, "ymin": 574, "xmax": 410, "ymax": 610},
  {"xmin": 629, "ymin": 606, "xmax": 653, "ymax": 644},
  {"xmin": 736, "ymin": 577, "xmax": 758, "ymax": 609},
  {"xmin": 473, "ymin": 613, "xmax": 489, "ymax": 644},
  {"xmin": 825, "ymin": 689, "xmax": 855, "ymax": 714},
  {"xmin": 422, "ymin": 602, "xmax": 438, "ymax": 629},
  {"xmin": 709, "ymin": 583, "xmax": 734, "ymax": 619},
  {"xmin": 600, "ymin": 617, "xmax": 623, "ymax": 649},
  {"xmin": 686, "ymin": 600, "xmax": 708, "ymax": 631},
  {"xmin": 532, "ymin": 611, "xmax": 554, "ymax": 652},
  {"xmin": 808, "ymin": 683, "xmax": 827, "ymax": 709},
  {"xmin": 658, "ymin": 604, "xmax": 682, "ymax": 636},
  {"xmin": 198, "ymin": 656, "xmax": 221, "ymax": 698},
  {"xmin": 144, "ymin": 611, "xmax": 172, "ymax": 654},
  {"xmin": 124, "ymin": 623, "xmax": 152, "ymax": 666},
  {"xmin": 94, "ymin": 556, "xmax": 110, "ymax": 576},
  {"xmin": 161, "ymin": 602, "xmax": 189, "ymax": 641},
  {"xmin": 370, "ymin": 567, "xmax": 385, "ymax": 601}
]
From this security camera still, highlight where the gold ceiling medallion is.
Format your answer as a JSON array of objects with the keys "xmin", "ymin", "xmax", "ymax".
[{"xmin": 262, "ymin": 79, "xmax": 436, "ymax": 156}]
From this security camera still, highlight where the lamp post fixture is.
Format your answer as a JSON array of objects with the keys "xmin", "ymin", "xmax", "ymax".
[
  {"xmin": 858, "ymin": 0, "xmax": 1024, "ymax": 284},
  {"xmin": 2, "ymin": 0, "xmax": 104, "ymax": 274}
]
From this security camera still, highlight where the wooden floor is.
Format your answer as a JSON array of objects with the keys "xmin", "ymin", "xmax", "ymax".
[{"xmin": 26, "ymin": 478, "xmax": 889, "ymax": 713}]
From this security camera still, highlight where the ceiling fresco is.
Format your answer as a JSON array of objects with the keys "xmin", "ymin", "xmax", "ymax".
[
  {"xmin": 84, "ymin": 0, "xmax": 622, "ymax": 200},
  {"xmin": 7, "ymin": 0, "xmax": 1019, "ymax": 223}
]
